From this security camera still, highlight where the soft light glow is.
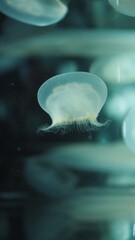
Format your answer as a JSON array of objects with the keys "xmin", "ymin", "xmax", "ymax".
[
  {"xmin": 0, "ymin": 0, "xmax": 68, "ymax": 26},
  {"xmin": 108, "ymin": 0, "xmax": 135, "ymax": 17},
  {"xmin": 122, "ymin": 107, "xmax": 135, "ymax": 154},
  {"xmin": 37, "ymin": 72, "xmax": 107, "ymax": 133}
]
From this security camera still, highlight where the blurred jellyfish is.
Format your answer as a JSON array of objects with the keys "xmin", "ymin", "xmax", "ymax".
[
  {"xmin": 37, "ymin": 72, "xmax": 107, "ymax": 133},
  {"xmin": 45, "ymin": 142, "xmax": 135, "ymax": 173},
  {"xmin": 90, "ymin": 55, "xmax": 135, "ymax": 121},
  {"xmin": 104, "ymin": 87, "xmax": 135, "ymax": 121},
  {"xmin": 122, "ymin": 107, "xmax": 135, "ymax": 154},
  {"xmin": 109, "ymin": 221, "xmax": 131, "ymax": 240},
  {"xmin": 108, "ymin": 0, "xmax": 135, "ymax": 17},
  {"xmin": 90, "ymin": 55, "xmax": 135, "ymax": 85},
  {"xmin": 25, "ymin": 155, "xmax": 77, "ymax": 197},
  {"xmin": 133, "ymin": 224, "xmax": 135, "ymax": 236},
  {"xmin": 0, "ymin": 0, "xmax": 68, "ymax": 26}
]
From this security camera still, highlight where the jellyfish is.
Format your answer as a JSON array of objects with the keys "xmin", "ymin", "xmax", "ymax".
[
  {"xmin": 25, "ymin": 155, "xmax": 77, "ymax": 197},
  {"xmin": 108, "ymin": 0, "xmax": 135, "ymax": 17},
  {"xmin": 122, "ymin": 107, "xmax": 135, "ymax": 154},
  {"xmin": 37, "ymin": 72, "xmax": 107, "ymax": 133},
  {"xmin": 90, "ymin": 55, "xmax": 135, "ymax": 85},
  {"xmin": 0, "ymin": 0, "xmax": 68, "ymax": 26}
]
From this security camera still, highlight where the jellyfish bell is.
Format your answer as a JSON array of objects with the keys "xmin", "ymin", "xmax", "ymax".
[
  {"xmin": 108, "ymin": 0, "xmax": 135, "ymax": 17},
  {"xmin": 0, "ymin": 0, "xmax": 68, "ymax": 26},
  {"xmin": 37, "ymin": 72, "xmax": 108, "ymax": 133}
]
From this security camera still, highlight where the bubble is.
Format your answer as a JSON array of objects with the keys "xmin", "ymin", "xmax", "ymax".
[
  {"xmin": 122, "ymin": 107, "xmax": 135, "ymax": 154},
  {"xmin": 108, "ymin": 0, "xmax": 135, "ymax": 17},
  {"xmin": 37, "ymin": 72, "xmax": 107, "ymax": 133},
  {"xmin": 0, "ymin": 0, "xmax": 68, "ymax": 26}
]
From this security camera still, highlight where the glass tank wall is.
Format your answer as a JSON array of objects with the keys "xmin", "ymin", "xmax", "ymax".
[{"xmin": 0, "ymin": 0, "xmax": 135, "ymax": 239}]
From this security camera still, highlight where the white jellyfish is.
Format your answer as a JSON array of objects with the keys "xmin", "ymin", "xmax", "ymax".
[
  {"xmin": 37, "ymin": 72, "xmax": 107, "ymax": 133},
  {"xmin": 122, "ymin": 107, "xmax": 135, "ymax": 154},
  {"xmin": 108, "ymin": 0, "xmax": 135, "ymax": 17},
  {"xmin": 0, "ymin": 0, "xmax": 68, "ymax": 26}
]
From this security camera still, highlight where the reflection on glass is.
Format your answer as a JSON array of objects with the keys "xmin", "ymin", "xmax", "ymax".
[
  {"xmin": 108, "ymin": 0, "xmax": 135, "ymax": 17},
  {"xmin": 0, "ymin": 0, "xmax": 68, "ymax": 26},
  {"xmin": 122, "ymin": 107, "xmax": 135, "ymax": 154},
  {"xmin": 37, "ymin": 72, "xmax": 107, "ymax": 133}
]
